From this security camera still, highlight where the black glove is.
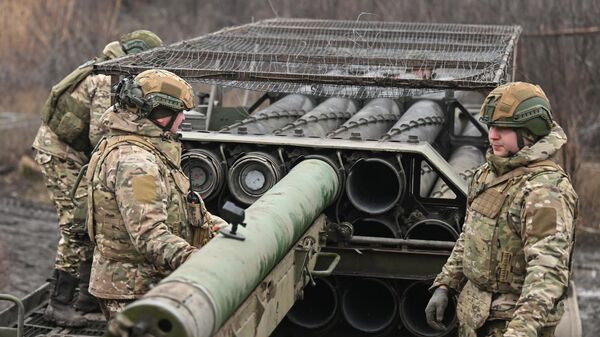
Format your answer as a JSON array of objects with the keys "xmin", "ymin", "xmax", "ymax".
[{"xmin": 425, "ymin": 286, "xmax": 449, "ymax": 330}]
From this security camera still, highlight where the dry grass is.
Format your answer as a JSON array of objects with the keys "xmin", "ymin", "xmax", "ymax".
[
  {"xmin": 575, "ymin": 162, "xmax": 600, "ymax": 230},
  {"xmin": 0, "ymin": 0, "xmax": 122, "ymax": 104},
  {"xmin": 0, "ymin": 87, "xmax": 48, "ymax": 117},
  {"xmin": 0, "ymin": 114, "xmax": 39, "ymax": 168}
]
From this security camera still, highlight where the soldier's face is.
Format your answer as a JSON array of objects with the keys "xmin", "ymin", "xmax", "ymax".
[
  {"xmin": 488, "ymin": 126, "xmax": 519, "ymax": 157},
  {"xmin": 155, "ymin": 112, "xmax": 185, "ymax": 133},
  {"xmin": 171, "ymin": 111, "xmax": 185, "ymax": 133}
]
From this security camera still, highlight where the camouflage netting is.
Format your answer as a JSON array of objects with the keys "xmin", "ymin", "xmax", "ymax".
[{"xmin": 95, "ymin": 18, "xmax": 522, "ymax": 99}]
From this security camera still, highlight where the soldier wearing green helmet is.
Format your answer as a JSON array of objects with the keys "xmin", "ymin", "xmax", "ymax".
[
  {"xmin": 480, "ymin": 82, "xmax": 554, "ymax": 151},
  {"xmin": 32, "ymin": 30, "xmax": 162, "ymax": 327},
  {"xmin": 119, "ymin": 29, "xmax": 163, "ymax": 54},
  {"xmin": 425, "ymin": 82, "xmax": 578, "ymax": 337}
]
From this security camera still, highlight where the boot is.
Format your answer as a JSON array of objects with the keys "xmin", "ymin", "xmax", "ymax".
[
  {"xmin": 44, "ymin": 269, "xmax": 87, "ymax": 327},
  {"xmin": 74, "ymin": 260, "xmax": 100, "ymax": 313}
]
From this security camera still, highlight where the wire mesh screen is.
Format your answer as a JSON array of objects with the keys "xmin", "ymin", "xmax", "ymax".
[{"xmin": 95, "ymin": 18, "xmax": 521, "ymax": 99}]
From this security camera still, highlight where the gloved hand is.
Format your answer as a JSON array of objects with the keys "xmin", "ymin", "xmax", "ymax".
[
  {"xmin": 106, "ymin": 313, "xmax": 155, "ymax": 337},
  {"xmin": 425, "ymin": 286, "xmax": 449, "ymax": 331},
  {"xmin": 106, "ymin": 314, "xmax": 135, "ymax": 337}
]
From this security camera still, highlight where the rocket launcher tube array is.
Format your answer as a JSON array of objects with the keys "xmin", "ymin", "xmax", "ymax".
[
  {"xmin": 342, "ymin": 278, "xmax": 399, "ymax": 334},
  {"xmin": 286, "ymin": 278, "xmax": 340, "ymax": 331},
  {"xmin": 275, "ymin": 97, "xmax": 358, "ymax": 137},
  {"xmin": 226, "ymin": 151, "xmax": 284, "ymax": 205},
  {"xmin": 114, "ymin": 159, "xmax": 340, "ymax": 337},
  {"xmin": 327, "ymin": 98, "xmax": 401, "ymax": 140},
  {"xmin": 429, "ymin": 145, "xmax": 484, "ymax": 199},
  {"xmin": 381, "ymin": 99, "xmax": 445, "ymax": 143},
  {"xmin": 220, "ymin": 94, "xmax": 315, "ymax": 134},
  {"xmin": 346, "ymin": 157, "xmax": 405, "ymax": 215}
]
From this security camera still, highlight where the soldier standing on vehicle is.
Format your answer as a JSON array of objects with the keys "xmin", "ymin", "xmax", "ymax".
[
  {"xmin": 425, "ymin": 82, "xmax": 578, "ymax": 337},
  {"xmin": 86, "ymin": 69, "xmax": 226, "ymax": 320},
  {"xmin": 32, "ymin": 30, "xmax": 163, "ymax": 327}
]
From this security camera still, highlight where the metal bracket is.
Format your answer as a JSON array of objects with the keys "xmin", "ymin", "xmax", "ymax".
[
  {"xmin": 310, "ymin": 252, "xmax": 341, "ymax": 278},
  {"xmin": 0, "ymin": 294, "xmax": 24, "ymax": 337},
  {"xmin": 295, "ymin": 236, "xmax": 317, "ymax": 286}
]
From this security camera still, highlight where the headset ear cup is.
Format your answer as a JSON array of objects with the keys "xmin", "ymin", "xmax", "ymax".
[
  {"xmin": 128, "ymin": 86, "xmax": 146, "ymax": 111},
  {"xmin": 119, "ymin": 79, "xmax": 145, "ymax": 109},
  {"xmin": 116, "ymin": 77, "xmax": 134, "ymax": 107},
  {"xmin": 131, "ymin": 87, "xmax": 143, "ymax": 100}
]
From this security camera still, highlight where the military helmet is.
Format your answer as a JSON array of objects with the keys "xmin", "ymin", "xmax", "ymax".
[
  {"xmin": 479, "ymin": 82, "xmax": 553, "ymax": 137},
  {"xmin": 115, "ymin": 69, "xmax": 194, "ymax": 120},
  {"xmin": 120, "ymin": 30, "xmax": 163, "ymax": 55}
]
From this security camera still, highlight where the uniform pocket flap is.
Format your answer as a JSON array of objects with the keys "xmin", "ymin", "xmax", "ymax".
[
  {"xmin": 471, "ymin": 187, "xmax": 508, "ymax": 218},
  {"xmin": 457, "ymin": 281, "xmax": 492, "ymax": 330}
]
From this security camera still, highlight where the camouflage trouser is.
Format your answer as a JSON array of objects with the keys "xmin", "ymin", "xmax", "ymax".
[
  {"xmin": 99, "ymin": 299, "xmax": 134, "ymax": 321},
  {"xmin": 35, "ymin": 150, "xmax": 93, "ymax": 276},
  {"xmin": 473, "ymin": 320, "xmax": 557, "ymax": 337}
]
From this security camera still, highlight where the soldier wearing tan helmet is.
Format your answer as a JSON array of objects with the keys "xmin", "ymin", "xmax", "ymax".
[
  {"xmin": 425, "ymin": 82, "xmax": 578, "ymax": 337},
  {"xmin": 32, "ymin": 30, "xmax": 163, "ymax": 327},
  {"xmin": 86, "ymin": 69, "xmax": 226, "ymax": 320}
]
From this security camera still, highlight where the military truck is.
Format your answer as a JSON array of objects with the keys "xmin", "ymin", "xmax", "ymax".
[{"xmin": 0, "ymin": 18, "xmax": 581, "ymax": 337}]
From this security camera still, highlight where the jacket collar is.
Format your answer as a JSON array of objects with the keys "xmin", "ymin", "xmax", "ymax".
[
  {"xmin": 486, "ymin": 122, "xmax": 567, "ymax": 176},
  {"xmin": 101, "ymin": 106, "xmax": 182, "ymax": 167}
]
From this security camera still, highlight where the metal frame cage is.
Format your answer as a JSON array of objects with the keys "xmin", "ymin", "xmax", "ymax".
[{"xmin": 95, "ymin": 18, "xmax": 522, "ymax": 99}]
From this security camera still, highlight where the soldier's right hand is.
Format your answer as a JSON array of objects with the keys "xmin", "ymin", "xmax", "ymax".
[
  {"xmin": 105, "ymin": 314, "xmax": 145, "ymax": 337},
  {"xmin": 425, "ymin": 286, "xmax": 449, "ymax": 331}
]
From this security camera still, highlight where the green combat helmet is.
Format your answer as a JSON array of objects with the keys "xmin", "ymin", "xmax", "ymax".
[
  {"xmin": 479, "ymin": 81, "xmax": 554, "ymax": 147},
  {"xmin": 115, "ymin": 69, "xmax": 194, "ymax": 130},
  {"xmin": 120, "ymin": 29, "xmax": 163, "ymax": 54}
]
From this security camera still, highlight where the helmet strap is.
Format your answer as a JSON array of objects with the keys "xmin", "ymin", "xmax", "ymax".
[
  {"xmin": 148, "ymin": 111, "xmax": 179, "ymax": 134},
  {"xmin": 163, "ymin": 114, "xmax": 178, "ymax": 133},
  {"xmin": 516, "ymin": 129, "xmax": 526, "ymax": 150}
]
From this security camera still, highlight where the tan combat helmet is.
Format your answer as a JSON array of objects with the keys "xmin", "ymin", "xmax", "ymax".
[
  {"xmin": 120, "ymin": 30, "xmax": 163, "ymax": 55},
  {"xmin": 479, "ymin": 81, "xmax": 554, "ymax": 147},
  {"xmin": 115, "ymin": 69, "xmax": 194, "ymax": 124}
]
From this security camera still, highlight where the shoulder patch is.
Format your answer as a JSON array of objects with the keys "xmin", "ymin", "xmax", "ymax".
[
  {"xmin": 526, "ymin": 206, "xmax": 557, "ymax": 238},
  {"xmin": 131, "ymin": 174, "xmax": 158, "ymax": 203}
]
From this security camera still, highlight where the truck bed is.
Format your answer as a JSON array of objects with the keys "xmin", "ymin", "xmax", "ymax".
[{"xmin": 0, "ymin": 283, "xmax": 106, "ymax": 337}]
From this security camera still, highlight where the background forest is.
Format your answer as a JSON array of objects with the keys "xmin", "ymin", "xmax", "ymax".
[{"xmin": 1, "ymin": 0, "xmax": 599, "ymax": 228}]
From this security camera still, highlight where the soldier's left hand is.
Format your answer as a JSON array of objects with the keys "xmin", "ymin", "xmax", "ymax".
[{"xmin": 425, "ymin": 286, "xmax": 449, "ymax": 331}]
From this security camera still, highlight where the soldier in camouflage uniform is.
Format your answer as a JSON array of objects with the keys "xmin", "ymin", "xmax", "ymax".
[
  {"xmin": 32, "ymin": 30, "xmax": 163, "ymax": 327},
  {"xmin": 425, "ymin": 82, "xmax": 578, "ymax": 337},
  {"xmin": 86, "ymin": 69, "xmax": 226, "ymax": 320}
]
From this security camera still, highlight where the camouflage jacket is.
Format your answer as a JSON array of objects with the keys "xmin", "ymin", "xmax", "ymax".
[
  {"xmin": 32, "ymin": 73, "xmax": 111, "ymax": 163},
  {"xmin": 87, "ymin": 107, "xmax": 224, "ymax": 300},
  {"xmin": 433, "ymin": 123, "xmax": 578, "ymax": 336}
]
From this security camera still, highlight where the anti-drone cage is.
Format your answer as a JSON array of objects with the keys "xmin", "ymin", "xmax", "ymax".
[{"xmin": 95, "ymin": 18, "xmax": 522, "ymax": 99}]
